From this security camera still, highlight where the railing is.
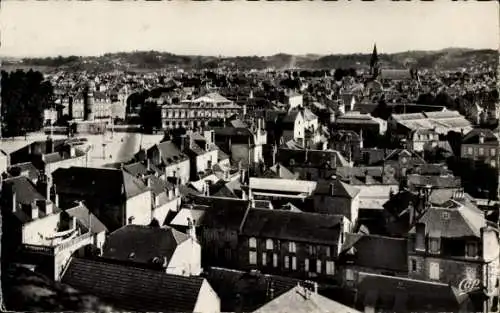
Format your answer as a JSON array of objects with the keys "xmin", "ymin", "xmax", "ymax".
[
  {"xmin": 54, "ymin": 232, "xmax": 92, "ymax": 254},
  {"xmin": 22, "ymin": 244, "xmax": 53, "ymax": 254},
  {"xmin": 22, "ymin": 232, "xmax": 93, "ymax": 255}
]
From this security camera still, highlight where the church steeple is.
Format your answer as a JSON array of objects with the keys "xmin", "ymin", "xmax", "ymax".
[{"xmin": 370, "ymin": 43, "xmax": 379, "ymax": 78}]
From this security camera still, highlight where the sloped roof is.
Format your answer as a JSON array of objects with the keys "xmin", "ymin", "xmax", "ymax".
[
  {"xmin": 102, "ymin": 225, "xmax": 189, "ymax": 265},
  {"xmin": 253, "ymin": 285, "xmax": 361, "ymax": 313},
  {"xmin": 356, "ymin": 273, "xmax": 468, "ymax": 312},
  {"xmin": 314, "ymin": 179, "xmax": 360, "ymax": 199},
  {"xmin": 241, "ymin": 208, "xmax": 343, "ymax": 245},
  {"xmin": 409, "ymin": 199, "xmax": 487, "ymax": 238},
  {"xmin": 61, "ymin": 257, "xmax": 205, "ymax": 312},
  {"xmin": 155, "ymin": 141, "xmax": 189, "ymax": 165},
  {"xmin": 52, "ymin": 167, "xmax": 148, "ymax": 200},
  {"xmin": 66, "ymin": 203, "xmax": 108, "ymax": 234},
  {"xmin": 463, "ymin": 128, "xmax": 499, "ymax": 144},
  {"xmin": 340, "ymin": 234, "xmax": 407, "ymax": 273},
  {"xmin": 2, "ymin": 176, "xmax": 60, "ymax": 223},
  {"xmin": 195, "ymin": 196, "xmax": 250, "ymax": 230}
]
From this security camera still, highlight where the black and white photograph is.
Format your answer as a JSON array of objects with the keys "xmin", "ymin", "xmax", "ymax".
[{"xmin": 0, "ymin": 0, "xmax": 499, "ymax": 312}]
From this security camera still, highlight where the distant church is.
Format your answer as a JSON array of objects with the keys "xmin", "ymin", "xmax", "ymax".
[{"xmin": 368, "ymin": 43, "xmax": 418, "ymax": 82}]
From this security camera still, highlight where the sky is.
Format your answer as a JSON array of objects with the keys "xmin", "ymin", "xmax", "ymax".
[{"xmin": 1, "ymin": 1, "xmax": 498, "ymax": 58}]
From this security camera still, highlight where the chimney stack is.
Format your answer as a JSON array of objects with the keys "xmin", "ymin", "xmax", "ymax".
[
  {"xmin": 31, "ymin": 201, "xmax": 39, "ymax": 220},
  {"xmin": 12, "ymin": 191, "xmax": 17, "ymax": 213},
  {"xmin": 330, "ymin": 182, "xmax": 336, "ymax": 196},
  {"xmin": 145, "ymin": 158, "xmax": 150, "ymax": 171},
  {"xmin": 204, "ymin": 180, "xmax": 210, "ymax": 196}
]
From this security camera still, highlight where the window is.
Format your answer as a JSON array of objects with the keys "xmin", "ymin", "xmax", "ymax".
[
  {"xmin": 266, "ymin": 239, "xmax": 274, "ymax": 250},
  {"xmin": 273, "ymin": 253, "xmax": 278, "ymax": 267},
  {"xmin": 326, "ymin": 261, "xmax": 335, "ymax": 275},
  {"xmin": 249, "ymin": 237, "xmax": 257, "ymax": 248},
  {"xmin": 289, "ymin": 241, "xmax": 296, "ymax": 253},
  {"xmin": 479, "ymin": 148, "xmax": 484, "ymax": 156},
  {"xmin": 429, "ymin": 262, "xmax": 440, "ymax": 280},
  {"xmin": 346, "ymin": 269, "xmax": 354, "ymax": 281},
  {"xmin": 411, "ymin": 259, "xmax": 417, "ymax": 272},
  {"xmin": 492, "ymin": 160, "xmax": 497, "ymax": 168},
  {"xmin": 262, "ymin": 253, "xmax": 267, "ymax": 266},
  {"xmin": 429, "ymin": 233, "xmax": 441, "ymax": 254},
  {"xmin": 292, "ymin": 256, "xmax": 297, "ymax": 270},
  {"xmin": 326, "ymin": 246, "xmax": 331, "ymax": 258},
  {"xmin": 466, "ymin": 242, "xmax": 478, "ymax": 258},
  {"xmin": 284, "ymin": 256, "xmax": 290, "ymax": 269},
  {"xmin": 308, "ymin": 245, "xmax": 317, "ymax": 255},
  {"xmin": 491, "ymin": 148, "xmax": 496, "ymax": 156},
  {"xmin": 305, "ymin": 258, "xmax": 310, "ymax": 272},
  {"xmin": 316, "ymin": 260, "xmax": 322, "ymax": 274},
  {"xmin": 249, "ymin": 251, "xmax": 257, "ymax": 265},
  {"xmin": 468, "ymin": 147, "xmax": 473, "ymax": 155}
]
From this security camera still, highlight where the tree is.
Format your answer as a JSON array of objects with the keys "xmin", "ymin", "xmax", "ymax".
[{"xmin": 1, "ymin": 70, "xmax": 54, "ymax": 137}]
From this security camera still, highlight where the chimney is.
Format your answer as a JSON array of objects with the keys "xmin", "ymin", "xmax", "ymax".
[
  {"xmin": 313, "ymin": 282, "xmax": 318, "ymax": 294},
  {"xmin": 52, "ymin": 184, "xmax": 59, "ymax": 208},
  {"xmin": 145, "ymin": 158, "xmax": 150, "ymax": 171},
  {"xmin": 276, "ymin": 163, "xmax": 281, "ymax": 177},
  {"xmin": 69, "ymin": 146, "xmax": 76, "ymax": 158},
  {"xmin": 180, "ymin": 135, "xmax": 187, "ymax": 152},
  {"xmin": 257, "ymin": 118, "xmax": 262, "ymax": 131},
  {"xmin": 12, "ymin": 191, "xmax": 17, "ymax": 213},
  {"xmin": 479, "ymin": 133, "xmax": 485, "ymax": 144},
  {"xmin": 31, "ymin": 201, "xmax": 39, "ymax": 220},
  {"xmin": 187, "ymin": 217, "xmax": 197, "ymax": 241},
  {"xmin": 330, "ymin": 182, "xmax": 336, "ymax": 196},
  {"xmin": 146, "ymin": 177, "xmax": 151, "ymax": 188},
  {"xmin": 204, "ymin": 180, "xmax": 210, "ymax": 196}
]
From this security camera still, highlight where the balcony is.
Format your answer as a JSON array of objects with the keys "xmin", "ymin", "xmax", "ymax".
[{"xmin": 22, "ymin": 232, "xmax": 93, "ymax": 256}]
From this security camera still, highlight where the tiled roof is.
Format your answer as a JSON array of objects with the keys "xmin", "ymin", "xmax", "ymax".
[
  {"xmin": 463, "ymin": 128, "xmax": 499, "ymax": 144},
  {"xmin": 253, "ymin": 285, "xmax": 361, "ymax": 313},
  {"xmin": 241, "ymin": 208, "xmax": 343, "ymax": 245},
  {"xmin": 409, "ymin": 199, "xmax": 487, "ymax": 238},
  {"xmin": 340, "ymin": 234, "xmax": 408, "ymax": 273},
  {"xmin": 155, "ymin": 140, "xmax": 189, "ymax": 165},
  {"xmin": 66, "ymin": 203, "xmax": 108, "ymax": 234},
  {"xmin": 407, "ymin": 174, "xmax": 461, "ymax": 189},
  {"xmin": 102, "ymin": 225, "xmax": 188, "ymax": 265},
  {"xmin": 194, "ymin": 196, "xmax": 250, "ymax": 230},
  {"xmin": 52, "ymin": 167, "xmax": 148, "ymax": 200},
  {"xmin": 61, "ymin": 257, "xmax": 205, "ymax": 312},
  {"xmin": 2, "ymin": 176, "xmax": 60, "ymax": 223},
  {"xmin": 203, "ymin": 267, "xmax": 300, "ymax": 312},
  {"xmin": 314, "ymin": 179, "xmax": 360, "ymax": 199},
  {"xmin": 7, "ymin": 162, "xmax": 40, "ymax": 181},
  {"xmin": 356, "ymin": 273, "xmax": 469, "ymax": 312}
]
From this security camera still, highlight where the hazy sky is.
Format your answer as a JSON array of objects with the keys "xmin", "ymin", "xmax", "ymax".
[{"xmin": 1, "ymin": 1, "xmax": 498, "ymax": 57}]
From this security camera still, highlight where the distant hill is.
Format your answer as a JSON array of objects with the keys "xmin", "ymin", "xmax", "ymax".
[{"xmin": 3, "ymin": 48, "xmax": 498, "ymax": 72}]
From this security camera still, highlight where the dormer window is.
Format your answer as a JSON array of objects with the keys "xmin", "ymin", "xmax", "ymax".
[{"xmin": 442, "ymin": 211, "xmax": 450, "ymax": 220}]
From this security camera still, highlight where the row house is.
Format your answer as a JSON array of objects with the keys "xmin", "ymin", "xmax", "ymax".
[
  {"xmin": 52, "ymin": 166, "xmax": 152, "ymax": 232},
  {"xmin": 239, "ymin": 208, "xmax": 348, "ymax": 284},
  {"xmin": 101, "ymin": 224, "xmax": 201, "ymax": 276},
  {"xmin": 275, "ymin": 146, "xmax": 352, "ymax": 181},
  {"xmin": 144, "ymin": 140, "xmax": 191, "ymax": 185},
  {"xmin": 123, "ymin": 161, "xmax": 181, "ymax": 225},
  {"xmin": 461, "ymin": 128, "xmax": 499, "ymax": 169},
  {"xmin": 213, "ymin": 122, "xmax": 267, "ymax": 167},
  {"xmin": 161, "ymin": 92, "xmax": 242, "ymax": 130},
  {"xmin": 173, "ymin": 130, "xmax": 219, "ymax": 181},
  {"xmin": 1, "ymin": 176, "xmax": 107, "ymax": 281},
  {"xmin": 407, "ymin": 195, "xmax": 500, "ymax": 312}
]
